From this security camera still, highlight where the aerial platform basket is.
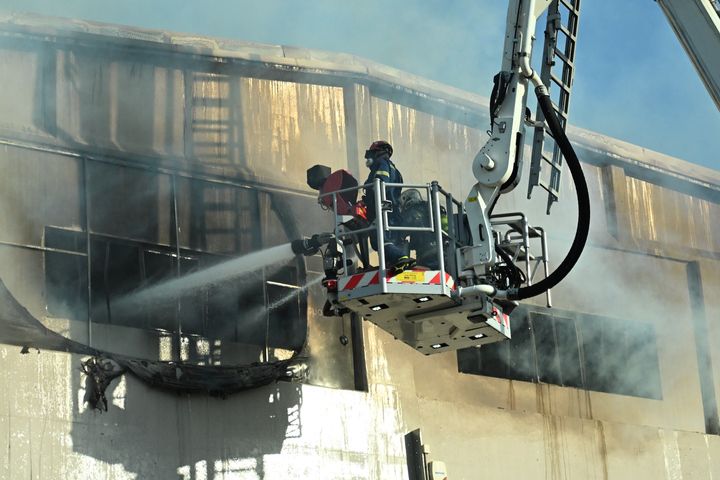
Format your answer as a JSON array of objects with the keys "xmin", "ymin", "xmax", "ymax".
[
  {"xmin": 339, "ymin": 267, "xmax": 511, "ymax": 354},
  {"xmin": 316, "ymin": 175, "xmax": 516, "ymax": 355}
]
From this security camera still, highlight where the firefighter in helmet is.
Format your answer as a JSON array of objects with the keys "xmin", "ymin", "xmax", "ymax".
[
  {"xmin": 362, "ymin": 140, "xmax": 415, "ymax": 271},
  {"xmin": 398, "ymin": 188, "xmax": 448, "ymax": 269}
]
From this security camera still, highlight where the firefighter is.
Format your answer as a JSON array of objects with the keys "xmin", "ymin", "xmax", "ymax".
[
  {"xmin": 362, "ymin": 140, "xmax": 415, "ymax": 271},
  {"xmin": 398, "ymin": 188, "xmax": 448, "ymax": 269}
]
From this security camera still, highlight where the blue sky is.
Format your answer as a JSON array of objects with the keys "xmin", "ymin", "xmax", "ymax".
[{"xmin": 0, "ymin": 0, "xmax": 718, "ymax": 170}]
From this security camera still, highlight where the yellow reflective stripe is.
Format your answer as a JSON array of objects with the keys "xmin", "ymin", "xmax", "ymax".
[
  {"xmin": 468, "ymin": 196, "xmax": 478, "ymax": 202},
  {"xmin": 375, "ymin": 171, "xmax": 390, "ymax": 177}
]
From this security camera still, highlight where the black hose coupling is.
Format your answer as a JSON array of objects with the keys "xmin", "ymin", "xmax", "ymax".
[
  {"xmin": 534, "ymin": 84, "xmax": 549, "ymax": 97},
  {"xmin": 291, "ymin": 232, "xmax": 335, "ymax": 256}
]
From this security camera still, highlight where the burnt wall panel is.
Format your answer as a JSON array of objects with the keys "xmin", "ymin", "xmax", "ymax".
[
  {"xmin": 55, "ymin": 49, "xmax": 184, "ymax": 157},
  {"xmin": 0, "ymin": 247, "xmax": 54, "ymax": 323},
  {"xmin": 150, "ymin": 66, "xmax": 186, "ymax": 157},
  {"xmin": 0, "ymin": 145, "xmax": 82, "ymax": 247},
  {"xmin": 56, "ymin": 49, "xmax": 112, "ymax": 148},
  {"xmin": 699, "ymin": 259, "xmax": 720, "ymax": 424},
  {"xmin": 175, "ymin": 177, "xmax": 261, "ymax": 255},
  {"xmin": 625, "ymin": 176, "xmax": 720, "ymax": 252},
  {"xmin": 0, "ymin": 45, "xmax": 41, "ymax": 135},
  {"xmin": 370, "ymin": 96, "xmax": 483, "ymax": 195},
  {"xmin": 87, "ymin": 161, "xmax": 173, "ymax": 245},
  {"xmin": 239, "ymin": 78, "xmax": 348, "ymax": 188}
]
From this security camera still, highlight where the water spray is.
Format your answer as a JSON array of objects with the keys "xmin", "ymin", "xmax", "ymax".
[
  {"xmin": 267, "ymin": 276, "xmax": 324, "ymax": 312},
  {"xmin": 119, "ymin": 243, "xmax": 297, "ymax": 307},
  {"xmin": 242, "ymin": 276, "xmax": 324, "ymax": 330}
]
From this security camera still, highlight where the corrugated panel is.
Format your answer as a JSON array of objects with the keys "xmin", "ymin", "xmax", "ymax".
[
  {"xmin": 0, "ymin": 145, "xmax": 83, "ymax": 247},
  {"xmin": 625, "ymin": 176, "xmax": 720, "ymax": 252},
  {"xmin": 55, "ymin": 49, "xmax": 185, "ymax": 157},
  {"xmin": 239, "ymin": 78, "xmax": 347, "ymax": 187},
  {"xmin": 370, "ymin": 97, "xmax": 483, "ymax": 195},
  {"xmin": 0, "ymin": 46, "xmax": 41, "ymax": 135}
]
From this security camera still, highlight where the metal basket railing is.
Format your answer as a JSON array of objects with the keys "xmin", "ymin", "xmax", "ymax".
[{"xmin": 318, "ymin": 178, "xmax": 467, "ymax": 295}]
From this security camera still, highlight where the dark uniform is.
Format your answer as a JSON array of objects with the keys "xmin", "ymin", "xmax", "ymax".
[
  {"xmin": 403, "ymin": 205, "xmax": 449, "ymax": 269},
  {"xmin": 402, "ymin": 202, "xmax": 437, "ymax": 268},
  {"xmin": 362, "ymin": 141, "xmax": 412, "ymax": 269},
  {"xmin": 363, "ymin": 156, "xmax": 403, "ymax": 221}
]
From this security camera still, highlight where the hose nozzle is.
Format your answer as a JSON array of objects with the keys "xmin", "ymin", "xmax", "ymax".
[{"xmin": 291, "ymin": 232, "xmax": 335, "ymax": 256}]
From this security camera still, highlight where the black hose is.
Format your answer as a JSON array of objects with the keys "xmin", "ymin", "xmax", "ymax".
[
  {"xmin": 508, "ymin": 85, "xmax": 590, "ymax": 300},
  {"xmin": 495, "ymin": 245, "xmax": 526, "ymax": 288}
]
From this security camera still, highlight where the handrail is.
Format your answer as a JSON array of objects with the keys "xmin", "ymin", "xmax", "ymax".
[{"xmin": 321, "ymin": 178, "xmax": 466, "ymax": 289}]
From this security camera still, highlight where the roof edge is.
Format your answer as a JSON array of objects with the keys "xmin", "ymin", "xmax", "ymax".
[{"xmin": 0, "ymin": 11, "xmax": 717, "ymax": 189}]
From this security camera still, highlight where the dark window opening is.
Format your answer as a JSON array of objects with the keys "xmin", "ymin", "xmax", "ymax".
[
  {"xmin": 458, "ymin": 310, "xmax": 536, "ymax": 383},
  {"xmin": 458, "ymin": 307, "xmax": 663, "ymax": 400},
  {"xmin": 44, "ymin": 229, "xmax": 88, "ymax": 321},
  {"xmin": 533, "ymin": 312, "xmax": 583, "ymax": 389},
  {"xmin": 579, "ymin": 315, "xmax": 661, "ymax": 399},
  {"xmin": 44, "ymin": 227, "xmax": 306, "ymax": 351}
]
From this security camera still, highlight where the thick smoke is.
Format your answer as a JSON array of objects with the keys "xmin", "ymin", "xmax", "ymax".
[{"xmin": 0, "ymin": 0, "xmax": 716, "ymax": 413}]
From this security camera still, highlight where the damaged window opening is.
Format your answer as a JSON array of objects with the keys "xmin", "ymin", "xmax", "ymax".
[
  {"xmin": 44, "ymin": 226, "xmax": 306, "ymax": 353},
  {"xmin": 458, "ymin": 307, "xmax": 663, "ymax": 400}
]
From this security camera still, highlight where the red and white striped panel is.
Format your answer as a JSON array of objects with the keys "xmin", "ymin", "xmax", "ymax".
[
  {"xmin": 338, "ymin": 271, "xmax": 380, "ymax": 291},
  {"xmin": 491, "ymin": 306, "xmax": 510, "ymax": 330},
  {"xmin": 339, "ymin": 270, "xmax": 455, "ymax": 291}
]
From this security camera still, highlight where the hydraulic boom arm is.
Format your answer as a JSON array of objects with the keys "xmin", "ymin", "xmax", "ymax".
[
  {"xmin": 658, "ymin": 0, "xmax": 720, "ymax": 111},
  {"xmin": 462, "ymin": 0, "xmax": 590, "ymax": 302},
  {"xmin": 463, "ymin": 0, "xmax": 546, "ymax": 275}
]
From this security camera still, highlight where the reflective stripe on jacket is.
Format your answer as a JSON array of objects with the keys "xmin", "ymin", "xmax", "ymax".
[{"xmin": 363, "ymin": 158, "xmax": 403, "ymax": 220}]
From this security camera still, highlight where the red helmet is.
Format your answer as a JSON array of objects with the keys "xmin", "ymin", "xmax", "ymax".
[{"xmin": 365, "ymin": 140, "xmax": 393, "ymax": 159}]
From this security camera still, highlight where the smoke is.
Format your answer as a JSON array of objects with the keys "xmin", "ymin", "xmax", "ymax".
[
  {"xmin": 0, "ymin": 0, "xmax": 715, "ymax": 416},
  {"xmin": 1, "ymin": 0, "xmax": 717, "ymax": 169},
  {"xmin": 517, "ymin": 164, "xmax": 717, "ymax": 407},
  {"xmin": 463, "ymin": 126, "xmax": 720, "ymax": 408}
]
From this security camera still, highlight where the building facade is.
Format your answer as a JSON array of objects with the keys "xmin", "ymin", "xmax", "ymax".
[{"xmin": 0, "ymin": 13, "xmax": 719, "ymax": 479}]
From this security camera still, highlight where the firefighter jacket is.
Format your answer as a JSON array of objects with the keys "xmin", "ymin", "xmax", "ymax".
[
  {"xmin": 403, "ymin": 202, "xmax": 448, "ymax": 268},
  {"xmin": 362, "ymin": 158, "xmax": 403, "ymax": 221}
]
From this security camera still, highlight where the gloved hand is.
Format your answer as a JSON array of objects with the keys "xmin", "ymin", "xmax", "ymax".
[{"xmin": 353, "ymin": 201, "xmax": 368, "ymax": 221}]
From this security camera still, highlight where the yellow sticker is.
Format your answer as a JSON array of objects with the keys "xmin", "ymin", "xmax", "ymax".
[{"xmin": 394, "ymin": 271, "xmax": 425, "ymax": 282}]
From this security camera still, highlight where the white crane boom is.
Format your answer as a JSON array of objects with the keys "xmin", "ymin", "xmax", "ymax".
[
  {"xmin": 294, "ymin": 0, "xmax": 720, "ymax": 356},
  {"xmin": 658, "ymin": 0, "xmax": 720, "ymax": 111}
]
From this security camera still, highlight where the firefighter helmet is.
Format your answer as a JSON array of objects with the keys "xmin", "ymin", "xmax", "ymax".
[
  {"xmin": 365, "ymin": 140, "xmax": 393, "ymax": 159},
  {"xmin": 399, "ymin": 188, "xmax": 423, "ymax": 212}
]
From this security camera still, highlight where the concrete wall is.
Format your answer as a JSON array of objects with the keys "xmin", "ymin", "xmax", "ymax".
[{"xmin": 0, "ymin": 13, "xmax": 719, "ymax": 479}]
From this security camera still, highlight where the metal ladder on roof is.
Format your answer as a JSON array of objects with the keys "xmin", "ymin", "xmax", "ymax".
[
  {"xmin": 187, "ymin": 72, "xmax": 256, "ymax": 255},
  {"xmin": 528, "ymin": 0, "xmax": 582, "ymax": 214},
  {"xmin": 189, "ymin": 72, "xmax": 234, "ymax": 164}
]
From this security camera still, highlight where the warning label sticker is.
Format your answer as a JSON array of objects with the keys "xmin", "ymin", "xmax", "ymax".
[{"xmin": 393, "ymin": 271, "xmax": 425, "ymax": 283}]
